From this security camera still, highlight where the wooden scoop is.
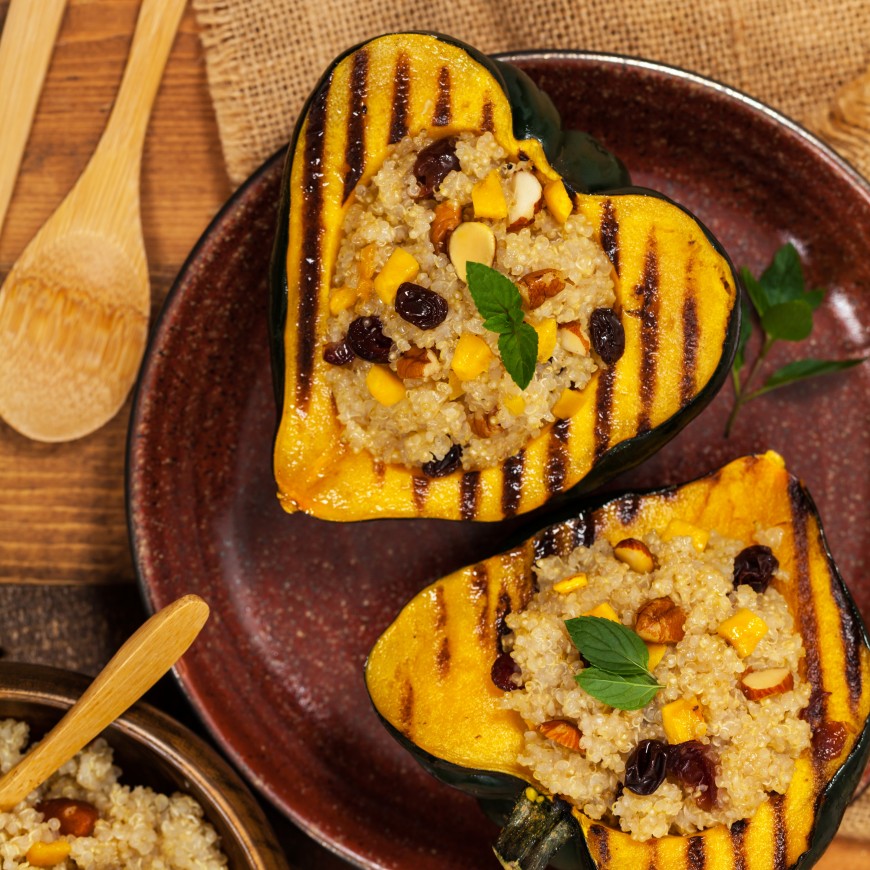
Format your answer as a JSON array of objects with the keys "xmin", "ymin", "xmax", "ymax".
[
  {"xmin": 0, "ymin": 0, "xmax": 188, "ymax": 442},
  {"xmin": 0, "ymin": 594, "xmax": 209, "ymax": 811}
]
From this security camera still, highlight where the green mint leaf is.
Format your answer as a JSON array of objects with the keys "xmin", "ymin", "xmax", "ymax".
[
  {"xmin": 481, "ymin": 313, "xmax": 518, "ymax": 335},
  {"xmin": 760, "ymin": 299, "xmax": 813, "ymax": 342},
  {"xmin": 498, "ymin": 324, "xmax": 538, "ymax": 390},
  {"xmin": 804, "ymin": 288, "xmax": 825, "ymax": 311},
  {"xmin": 466, "ymin": 262, "xmax": 524, "ymax": 325},
  {"xmin": 733, "ymin": 295, "xmax": 753, "ymax": 375},
  {"xmin": 564, "ymin": 615, "xmax": 650, "ymax": 676},
  {"xmin": 759, "ymin": 357, "xmax": 866, "ymax": 393},
  {"xmin": 740, "ymin": 268, "xmax": 770, "ymax": 316},
  {"xmin": 759, "ymin": 242, "xmax": 804, "ymax": 305},
  {"xmin": 576, "ymin": 668, "xmax": 661, "ymax": 710}
]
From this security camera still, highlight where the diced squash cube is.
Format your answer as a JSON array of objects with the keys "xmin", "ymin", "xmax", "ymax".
[
  {"xmin": 532, "ymin": 318, "xmax": 558, "ymax": 362},
  {"xmin": 366, "ymin": 365, "xmax": 406, "ymax": 406},
  {"xmin": 26, "ymin": 841, "xmax": 72, "ymax": 867},
  {"xmin": 447, "ymin": 370, "xmax": 465, "ymax": 399},
  {"xmin": 584, "ymin": 602, "xmax": 620, "ymax": 622},
  {"xmin": 544, "ymin": 179, "xmax": 573, "ymax": 224},
  {"xmin": 662, "ymin": 697, "xmax": 707, "ymax": 744},
  {"xmin": 329, "ymin": 286, "xmax": 358, "ymax": 315},
  {"xmin": 373, "ymin": 248, "xmax": 419, "ymax": 304},
  {"xmin": 358, "ymin": 242, "xmax": 379, "ymax": 280},
  {"xmin": 662, "ymin": 519, "xmax": 710, "ymax": 552},
  {"xmin": 645, "ymin": 642, "xmax": 668, "ymax": 670},
  {"xmin": 552, "ymin": 387, "xmax": 583, "ymax": 419},
  {"xmin": 504, "ymin": 394, "xmax": 526, "ymax": 416},
  {"xmin": 451, "ymin": 333, "xmax": 492, "ymax": 381},
  {"xmin": 553, "ymin": 573, "xmax": 588, "ymax": 594},
  {"xmin": 472, "ymin": 170, "xmax": 508, "ymax": 219},
  {"xmin": 717, "ymin": 608, "xmax": 769, "ymax": 657}
]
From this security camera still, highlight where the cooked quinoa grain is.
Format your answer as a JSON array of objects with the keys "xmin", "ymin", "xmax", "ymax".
[
  {"xmin": 502, "ymin": 529, "xmax": 811, "ymax": 841},
  {"xmin": 324, "ymin": 131, "xmax": 616, "ymax": 472},
  {"xmin": 0, "ymin": 720, "xmax": 227, "ymax": 868}
]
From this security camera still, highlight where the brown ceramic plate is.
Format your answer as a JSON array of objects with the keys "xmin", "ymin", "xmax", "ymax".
[{"xmin": 127, "ymin": 53, "xmax": 870, "ymax": 869}]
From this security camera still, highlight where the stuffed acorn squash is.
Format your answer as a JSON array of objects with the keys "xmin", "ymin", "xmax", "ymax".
[
  {"xmin": 365, "ymin": 452, "xmax": 870, "ymax": 868},
  {"xmin": 271, "ymin": 33, "xmax": 740, "ymax": 521}
]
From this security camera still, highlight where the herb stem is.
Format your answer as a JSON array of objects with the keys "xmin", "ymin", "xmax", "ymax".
[{"xmin": 725, "ymin": 334, "xmax": 774, "ymax": 438}]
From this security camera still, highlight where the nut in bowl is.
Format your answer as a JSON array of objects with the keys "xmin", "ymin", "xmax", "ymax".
[{"xmin": 0, "ymin": 662, "xmax": 288, "ymax": 869}]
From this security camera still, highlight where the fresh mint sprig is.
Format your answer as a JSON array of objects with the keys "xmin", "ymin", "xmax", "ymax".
[
  {"xmin": 564, "ymin": 615, "xmax": 662, "ymax": 711},
  {"xmin": 726, "ymin": 243, "xmax": 865, "ymax": 436},
  {"xmin": 465, "ymin": 262, "xmax": 538, "ymax": 389}
]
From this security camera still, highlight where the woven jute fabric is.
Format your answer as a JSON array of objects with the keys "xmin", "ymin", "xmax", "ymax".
[{"xmin": 190, "ymin": 0, "xmax": 870, "ymax": 841}]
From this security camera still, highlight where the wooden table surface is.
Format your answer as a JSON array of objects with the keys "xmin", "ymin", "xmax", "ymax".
[{"xmin": 0, "ymin": 1, "xmax": 866, "ymax": 867}]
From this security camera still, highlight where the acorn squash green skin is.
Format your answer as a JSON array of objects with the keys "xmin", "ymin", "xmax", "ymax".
[{"xmin": 365, "ymin": 454, "xmax": 870, "ymax": 870}]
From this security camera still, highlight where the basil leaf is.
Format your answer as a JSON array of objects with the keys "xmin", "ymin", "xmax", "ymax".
[
  {"xmin": 499, "ymin": 324, "xmax": 538, "ymax": 390},
  {"xmin": 564, "ymin": 615, "xmax": 649, "ymax": 676},
  {"xmin": 759, "ymin": 242, "xmax": 804, "ymax": 304},
  {"xmin": 759, "ymin": 357, "xmax": 866, "ymax": 393},
  {"xmin": 733, "ymin": 295, "xmax": 753, "ymax": 375},
  {"xmin": 576, "ymin": 668, "xmax": 661, "ymax": 710},
  {"xmin": 760, "ymin": 300, "xmax": 813, "ymax": 342}
]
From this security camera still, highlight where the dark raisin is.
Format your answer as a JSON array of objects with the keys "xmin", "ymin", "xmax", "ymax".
[
  {"xmin": 395, "ymin": 282, "xmax": 449, "ymax": 329},
  {"xmin": 812, "ymin": 720, "xmax": 848, "ymax": 761},
  {"xmin": 666, "ymin": 741, "xmax": 718, "ymax": 811},
  {"xmin": 322, "ymin": 340, "xmax": 355, "ymax": 366},
  {"xmin": 733, "ymin": 545, "xmax": 779, "ymax": 593},
  {"xmin": 413, "ymin": 137, "xmax": 460, "ymax": 197},
  {"xmin": 589, "ymin": 308, "xmax": 625, "ymax": 364},
  {"xmin": 421, "ymin": 443, "xmax": 462, "ymax": 477},
  {"xmin": 491, "ymin": 651, "xmax": 521, "ymax": 691},
  {"xmin": 624, "ymin": 739, "xmax": 667, "ymax": 795},
  {"xmin": 347, "ymin": 316, "xmax": 392, "ymax": 363}
]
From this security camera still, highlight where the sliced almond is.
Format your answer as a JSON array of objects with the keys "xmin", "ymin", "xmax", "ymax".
[
  {"xmin": 507, "ymin": 171, "xmax": 543, "ymax": 231},
  {"xmin": 538, "ymin": 719, "xmax": 583, "ymax": 752},
  {"xmin": 396, "ymin": 346, "xmax": 440, "ymax": 380},
  {"xmin": 559, "ymin": 321, "xmax": 590, "ymax": 356},
  {"xmin": 430, "ymin": 201, "xmax": 462, "ymax": 254},
  {"xmin": 635, "ymin": 596, "xmax": 686, "ymax": 643},
  {"xmin": 613, "ymin": 538, "xmax": 655, "ymax": 574},
  {"xmin": 449, "ymin": 222, "xmax": 496, "ymax": 282},
  {"xmin": 518, "ymin": 269, "xmax": 566, "ymax": 309},
  {"xmin": 739, "ymin": 667, "xmax": 794, "ymax": 701}
]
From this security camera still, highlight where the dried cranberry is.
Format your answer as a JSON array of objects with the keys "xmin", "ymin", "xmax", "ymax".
[
  {"xmin": 322, "ymin": 340, "xmax": 355, "ymax": 366},
  {"xmin": 666, "ymin": 741, "xmax": 718, "ymax": 811},
  {"xmin": 491, "ymin": 651, "xmax": 521, "ymax": 691},
  {"xmin": 589, "ymin": 308, "xmax": 625, "ymax": 364},
  {"xmin": 413, "ymin": 137, "xmax": 460, "ymax": 197},
  {"xmin": 812, "ymin": 721, "xmax": 848, "ymax": 761},
  {"xmin": 624, "ymin": 739, "xmax": 667, "ymax": 795},
  {"xmin": 395, "ymin": 283, "xmax": 448, "ymax": 329},
  {"xmin": 421, "ymin": 443, "xmax": 462, "ymax": 478},
  {"xmin": 733, "ymin": 545, "xmax": 779, "ymax": 593},
  {"xmin": 347, "ymin": 316, "xmax": 392, "ymax": 363}
]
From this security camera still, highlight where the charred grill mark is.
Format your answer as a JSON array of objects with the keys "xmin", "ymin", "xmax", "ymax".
[
  {"xmin": 434, "ymin": 585, "xmax": 448, "ymax": 631},
  {"xmin": 546, "ymin": 418, "xmax": 571, "ymax": 495},
  {"xmin": 296, "ymin": 80, "xmax": 331, "ymax": 409},
  {"xmin": 481, "ymin": 99, "xmax": 495, "ymax": 132},
  {"xmin": 460, "ymin": 471, "xmax": 481, "ymax": 520},
  {"xmin": 681, "ymin": 288, "xmax": 700, "ymax": 406},
  {"xmin": 343, "ymin": 49, "xmax": 368, "ymax": 202},
  {"xmin": 434, "ymin": 66, "xmax": 451, "ymax": 126},
  {"xmin": 434, "ymin": 585, "xmax": 450, "ymax": 678},
  {"xmin": 730, "ymin": 819, "xmax": 747, "ymax": 870},
  {"xmin": 600, "ymin": 199, "xmax": 620, "ymax": 275},
  {"xmin": 587, "ymin": 825, "xmax": 610, "ymax": 865},
  {"xmin": 411, "ymin": 475, "xmax": 429, "ymax": 511},
  {"xmin": 389, "ymin": 54, "xmax": 410, "ymax": 144},
  {"xmin": 570, "ymin": 512, "xmax": 595, "ymax": 548},
  {"xmin": 534, "ymin": 525, "xmax": 561, "ymax": 560},
  {"xmin": 636, "ymin": 240, "xmax": 660, "ymax": 433},
  {"xmin": 618, "ymin": 493, "xmax": 643, "ymax": 525},
  {"xmin": 398, "ymin": 679, "xmax": 414, "ymax": 732},
  {"xmin": 771, "ymin": 793, "xmax": 787, "ymax": 870},
  {"xmin": 686, "ymin": 836, "xmax": 705, "ymax": 870},
  {"xmin": 372, "ymin": 459, "xmax": 386, "ymax": 481},
  {"xmin": 436, "ymin": 636, "xmax": 451, "ymax": 677},
  {"xmin": 495, "ymin": 587, "xmax": 512, "ymax": 650},
  {"xmin": 469, "ymin": 564, "xmax": 490, "ymax": 641},
  {"xmin": 501, "ymin": 452, "xmax": 524, "ymax": 518},
  {"xmin": 593, "ymin": 366, "xmax": 615, "ymax": 461}
]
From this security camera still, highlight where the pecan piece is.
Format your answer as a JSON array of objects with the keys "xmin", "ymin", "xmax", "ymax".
[
  {"xmin": 396, "ymin": 346, "xmax": 439, "ymax": 380},
  {"xmin": 430, "ymin": 201, "xmax": 462, "ymax": 254},
  {"xmin": 518, "ymin": 269, "xmax": 566, "ymax": 309},
  {"xmin": 635, "ymin": 596, "xmax": 686, "ymax": 643}
]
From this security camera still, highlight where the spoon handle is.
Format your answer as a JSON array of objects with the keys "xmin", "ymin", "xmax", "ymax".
[
  {"xmin": 0, "ymin": 594, "xmax": 209, "ymax": 810},
  {"xmin": 0, "ymin": 0, "xmax": 68, "ymax": 239}
]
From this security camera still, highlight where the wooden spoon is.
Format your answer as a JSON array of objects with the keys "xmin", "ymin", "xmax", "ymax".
[
  {"xmin": 0, "ymin": 593, "xmax": 209, "ymax": 810},
  {"xmin": 0, "ymin": 0, "xmax": 188, "ymax": 442}
]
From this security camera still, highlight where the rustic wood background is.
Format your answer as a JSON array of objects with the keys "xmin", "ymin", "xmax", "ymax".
[{"xmin": 0, "ymin": 1, "xmax": 865, "ymax": 867}]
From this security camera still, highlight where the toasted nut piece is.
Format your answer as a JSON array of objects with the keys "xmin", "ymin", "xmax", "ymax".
[
  {"xmin": 584, "ymin": 601, "xmax": 620, "ymax": 622},
  {"xmin": 635, "ymin": 596, "xmax": 686, "ymax": 643},
  {"xmin": 329, "ymin": 286, "xmax": 358, "ymax": 315},
  {"xmin": 539, "ymin": 719, "xmax": 583, "ymax": 752},
  {"xmin": 717, "ymin": 608, "xmax": 769, "ymax": 657},
  {"xmin": 662, "ymin": 519, "xmax": 710, "ymax": 552},
  {"xmin": 532, "ymin": 318, "xmax": 558, "ymax": 362},
  {"xmin": 396, "ymin": 346, "xmax": 440, "ymax": 380},
  {"xmin": 430, "ymin": 201, "xmax": 462, "ymax": 254},
  {"xmin": 645, "ymin": 642, "xmax": 668, "ymax": 670},
  {"xmin": 559, "ymin": 321, "xmax": 590, "ymax": 355},
  {"xmin": 508, "ymin": 171, "xmax": 543, "ymax": 230},
  {"xmin": 449, "ymin": 222, "xmax": 496, "ymax": 282},
  {"xmin": 26, "ymin": 841, "xmax": 72, "ymax": 867},
  {"xmin": 662, "ymin": 697, "xmax": 707, "ymax": 743},
  {"xmin": 374, "ymin": 248, "xmax": 420, "ymax": 304},
  {"xmin": 451, "ymin": 333, "xmax": 492, "ymax": 381},
  {"xmin": 544, "ymin": 179, "xmax": 574, "ymax": 224},
  {"xmin": 740, "ymin": 667, "xmax": 794, "ymax": 701},
  {"xmin": 470, "ymin": 413, "xmax": 500, "ymax": 438},
  {"xmin": 519, "ymin": 269, "xmax": 566, "ymax": 309},
  {"xmin": 504, "ymin": 394, "xmax": 525, "ymax": 416},
  {"xmin": 366, "ymin": 365, "xmax": 406, "ymax": 406},
  {"xmin": 37, "ymin": 798, "xmax": 99, "ymax": 837},
  {"xmin": 614, "ymin": 538, "xmax": 655, "ymax": 574},
  {"xmin": 553, "ymin": 573, "xmax": 588, "ymax": 594},
  {"xmin": 552, "ymin": 387, "xmax": 583, "ymax": 419},
  {"xmin": 472, "ymin": 170, "xmax": 508, "ymax": 219}
]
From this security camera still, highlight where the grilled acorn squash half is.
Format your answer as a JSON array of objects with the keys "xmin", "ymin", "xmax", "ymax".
[
  {"xmin": 271, "ymin": 33, "xmax": 740, "ymax": 521},
  {"xmin": 365, "ymin": 453, "xmax": 870, "ymax": 868}
]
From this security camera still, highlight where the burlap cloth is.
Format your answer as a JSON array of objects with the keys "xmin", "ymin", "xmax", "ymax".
[{"xmin": 190, "ymin": 0, "xmax": 870, "ymax": 841}]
